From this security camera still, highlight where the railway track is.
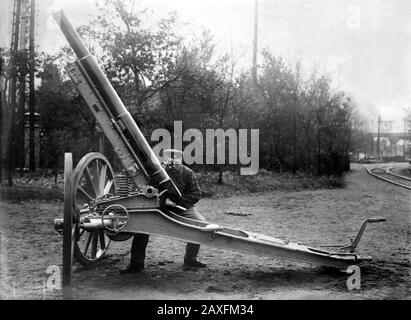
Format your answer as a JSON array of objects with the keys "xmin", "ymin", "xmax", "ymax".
[{"xmin": 366, "ymin": 166, "xmax": 411, "ymax": 190}]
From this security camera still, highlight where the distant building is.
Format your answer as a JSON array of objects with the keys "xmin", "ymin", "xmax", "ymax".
[{"xmin": 369, "ymin": 132, "xmax": 410, "ymax": 160}]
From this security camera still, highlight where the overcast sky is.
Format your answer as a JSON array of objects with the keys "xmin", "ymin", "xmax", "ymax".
[{"xmin": 1, "ymin": 0, "xmax": 411, "ymax": 132}]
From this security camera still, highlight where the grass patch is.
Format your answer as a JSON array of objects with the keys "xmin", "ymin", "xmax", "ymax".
[
  {"xmin": 0, "ymin": 170, "xmax": 344, "ymax": 202},
  {"xmin": 0, "ymin": 174, "xmax": 64, "ymax": 202},
  {"xmin": 397, "ymin": 168, "xmax": 411, "ymax": 178},
  {"xmin": 197, "ymin": 169, "xmax": 344, "ymax": 198}
]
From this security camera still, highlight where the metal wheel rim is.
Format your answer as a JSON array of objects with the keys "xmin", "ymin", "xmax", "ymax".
[{"xmin": 62, "ymin": 153, "xmax": 76, "ymax": 285}]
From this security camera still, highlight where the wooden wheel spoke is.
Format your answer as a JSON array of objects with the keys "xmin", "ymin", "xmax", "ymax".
[
  {"xmin": 84, "ymin": 232, "xmax": 93, "ymax": 255},
  {"xmin": 78, "ymin": 228, "xmax": 85, "ymax": 239},
  {"xmin": 90, "ymin": 232, "xmax": 98, "ymax": 259},
  {"xmin": 99, "ymin": 230, "xmax": 106, "ymax": 249},
  {"xmin": 90, "ymin": 161, "xmax": 101, "ymax": 197},
  {"xmin": 103, "ymin": 180, "xmax": 114, "ymax": 195},
  {"xmin": 84, "ymin": 167, "xmax": 98, "ymax": 197},
  {"xmin": 77, "ymin": 185, "xmax": 94, "ymax": 202},
  {"xmin": 99, "ymin": 164, "xmax": 107, "ymax": 195}
]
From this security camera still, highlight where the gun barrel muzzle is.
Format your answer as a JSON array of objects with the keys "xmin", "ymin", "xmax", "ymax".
[{"xmin": 53, "ymin": 10, "xmax": 90, "ymax": 59}]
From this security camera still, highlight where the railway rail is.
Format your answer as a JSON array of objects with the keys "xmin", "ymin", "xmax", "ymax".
[{"xmin": 366, "ymin": 165, "xmax": 411, "ymax": 190}]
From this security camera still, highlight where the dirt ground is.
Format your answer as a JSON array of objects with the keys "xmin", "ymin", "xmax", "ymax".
[{"xmin": 0, "ymin": 163, "xmax": 409, "ymax": 300}]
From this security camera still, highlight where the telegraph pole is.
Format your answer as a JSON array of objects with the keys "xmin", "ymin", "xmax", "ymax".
[
  {"xmin": 16, "ymin": 0, "xmax": 31, "ymax": 169},
  {"xmin": 377, "ymin": 115, "xmax": 380, "ymax": 159},
  {"xmin": 404, "ymin": 118, "xmax": 411, "ymax": 161},
  {"xmin": 9, "ymin": 0, "xmax": 22, "ymax": 116},
  {"xmin": 403, "ymin": 119, "xmax": 406, "ymax": 161},
  {"xmin": 0, "ymin": 48, "xmax": 3, "ymax": 180},
  {"xmin": 28, "ymin": 0, "xmax": 36, "ymax": 171},
  {"xmin": 6, "ymin": 0, "xmax": 22, "ymax": 185},
  {"xmin": 252, "ymin": 0, "xmax": 258, "ymax": 87}
]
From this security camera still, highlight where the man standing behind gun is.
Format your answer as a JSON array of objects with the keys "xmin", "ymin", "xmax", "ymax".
[{"xmin": 120, "ymin": 149, "xmax": 207, "ymax": 274}]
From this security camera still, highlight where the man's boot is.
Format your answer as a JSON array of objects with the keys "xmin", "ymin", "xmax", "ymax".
[
  {"xmin": 120, "ymin": 233, "xmax": 149, "ymax": 274},
  {"xmin": 184, "ymin": 243, "xmax": 207, "ymax": 268},
  {"xmin": 119, "ymin": 262, "xmax": 144, "ymax": 274}
]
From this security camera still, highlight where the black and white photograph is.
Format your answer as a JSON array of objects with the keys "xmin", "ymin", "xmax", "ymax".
[{"xmin": 0, "ymin": 0, "xmax": 410, "ymax": 304}]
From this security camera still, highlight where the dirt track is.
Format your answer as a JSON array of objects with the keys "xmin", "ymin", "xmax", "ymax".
[{"xmin": 0, "ymin": 163, "xmax": 410, "ymax": 300}]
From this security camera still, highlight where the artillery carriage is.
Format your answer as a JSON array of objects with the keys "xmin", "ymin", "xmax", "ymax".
[{"xmin": 52, "ymin": 10, "xmax": 385, "ymax": 288}]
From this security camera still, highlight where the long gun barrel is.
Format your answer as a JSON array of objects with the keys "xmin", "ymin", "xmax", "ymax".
[{"xmin": 53, "ymin": 10, "xmax": 181, "ymax": 201}]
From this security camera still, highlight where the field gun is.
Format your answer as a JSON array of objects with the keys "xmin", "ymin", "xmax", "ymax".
[{"xmin": 52, "ymin": 10, "xmax": 385, "ymax": 287}]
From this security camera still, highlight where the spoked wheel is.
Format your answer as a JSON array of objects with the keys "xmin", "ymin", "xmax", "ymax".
[
  {"xmin": 62, "ymin": 153, "xmax": 77, "ymax": 287},
  {"xmin": 72, "ymin": 152, "xmax": 116, "ymax": 267}
]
